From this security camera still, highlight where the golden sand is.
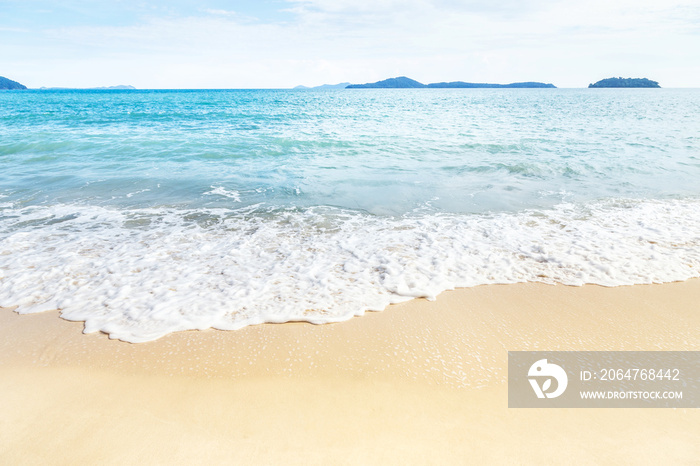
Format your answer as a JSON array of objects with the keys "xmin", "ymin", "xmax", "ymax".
[{"xmin": 1, "ymin": 280, "xmax": 699, "ymax": 464}]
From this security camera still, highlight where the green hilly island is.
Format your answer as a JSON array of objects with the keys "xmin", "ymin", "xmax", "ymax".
[
  {"xmin": 589, "ymin": 77, "xmax": 660, "ymax": 88},
  {"xmin": 346, "ymin": 76, "xmax": 556, "ymax": 89},
  {"xmin": 0, "ymin": 76, "xmax": 27, "ymax": 90}
]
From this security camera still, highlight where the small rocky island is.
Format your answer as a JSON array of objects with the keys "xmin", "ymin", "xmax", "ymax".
[
  {"xmin": 0, "ymin": 76, "xmax": 27, "ymax": 90},
  {"xmin": 589, "ymin": 77, "xmax": 660, "ymax": 88},
  {"xmin": 347, "ymin": 76, "xmax": 556, "ymax": 89}
]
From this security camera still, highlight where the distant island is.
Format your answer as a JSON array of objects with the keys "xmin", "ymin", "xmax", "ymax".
[
  {"xmin": 346, "ymin": 76, "xmax": 556, "ymax": 89},
  {"xmin": 39, "ymin": 85, "xmax": 137, "ymax": 90},
  {"xmin": 347, "ymin": 77, "xmax": 425, "ymax": 88},
  {"xmin": 588, "ymin": 77, "xmax": 660, "ymax": 88},
  {"xmin": 91, "ymin": 85, "xmax": 137, "ymax": 90},
  {"xmin": 0, "ymin": 76, "xmax": 27, "ymax": 90},
  {"xmin": 294, "ymin": 82, "xmax": 351, "ymax": 90}
]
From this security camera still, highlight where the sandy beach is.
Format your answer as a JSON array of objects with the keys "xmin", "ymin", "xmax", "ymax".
[{"xmin": 1, "ymin": 280, "xmax": 699, "ymax": 465}]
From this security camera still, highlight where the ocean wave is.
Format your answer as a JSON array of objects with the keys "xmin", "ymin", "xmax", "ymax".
[{"xmin": 1, "ymin": 198, "xmax": 699, "ymax": 342}]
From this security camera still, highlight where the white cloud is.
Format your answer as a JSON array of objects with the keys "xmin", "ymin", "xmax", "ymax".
[{"xmin": 2, "ymin": 0, "xmax": 699, "ymax": 88}]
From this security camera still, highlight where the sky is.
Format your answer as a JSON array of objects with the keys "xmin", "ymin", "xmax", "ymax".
[{"xmin": 2, "ymin": 0, "xmax": 700, "ymax": 88}]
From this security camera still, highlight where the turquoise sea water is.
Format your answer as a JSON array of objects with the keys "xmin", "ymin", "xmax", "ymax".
[{"xmin": 1, "ymin": 89, "xmax": 699, "ymax": 341}]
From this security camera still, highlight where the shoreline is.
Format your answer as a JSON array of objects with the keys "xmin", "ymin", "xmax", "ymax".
[{"xmin": 2, "ymin": 280, "xmax": 700, "ymax": 463}]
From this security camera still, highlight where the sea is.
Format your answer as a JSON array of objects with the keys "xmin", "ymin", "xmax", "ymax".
[{"xmin": 1, "ymin": 88, "xmax": 699, "ymax": 342}]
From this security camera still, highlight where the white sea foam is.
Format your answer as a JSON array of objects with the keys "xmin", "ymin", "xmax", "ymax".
[
  {"xmin": 125, "ymin": 189, "xmax": 151, "ymax": 198},
  {"xmin": 204, "ymin": 186, "xmax": 242, "ymax": 202},
  {"xmin": 1, "ymin": 198, "xmax": 699, "ymax": 342}
]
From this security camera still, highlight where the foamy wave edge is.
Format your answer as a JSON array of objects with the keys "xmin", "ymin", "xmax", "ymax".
[{"xmin": 1, "ymin": 198, "xmax": 699, "ymax": 342}]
